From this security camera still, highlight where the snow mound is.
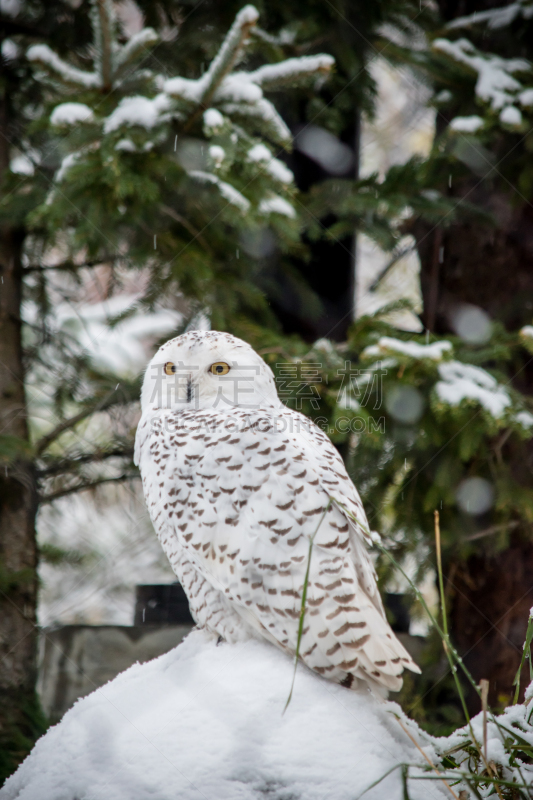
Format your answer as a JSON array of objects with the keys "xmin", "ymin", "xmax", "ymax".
[
  {"xmin": 449, "ymin": 114, "xmax": 484, "ymax": 132},
  {"xmin": 2, "ymin": 630, "xmax": 446, "ymax": 800},
  {"xmin": 50, "ymin": 102, "xmax": 94, "ymax": 126},
  {"xmin": 259, "ymin": 194, "xmax": 296, "ymax": 218}
]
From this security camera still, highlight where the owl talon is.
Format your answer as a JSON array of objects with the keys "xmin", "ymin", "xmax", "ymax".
[{"xmin": 217, "ymin": 635, "xmax": 224, "ymax": 646}]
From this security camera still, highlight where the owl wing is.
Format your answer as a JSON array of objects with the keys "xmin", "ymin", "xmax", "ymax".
[{"xmin": 136, "ymin": 406, "xmax": 420, "ymax": 691}]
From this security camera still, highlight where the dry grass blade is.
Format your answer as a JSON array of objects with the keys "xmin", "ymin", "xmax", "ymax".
[
  {"xmin": 479, "ymin": 679, "xmax": 489, "ymax": 761},
  {"xmin": 395, "ymin": 716, "xmax": 460, "ymax": 800}
]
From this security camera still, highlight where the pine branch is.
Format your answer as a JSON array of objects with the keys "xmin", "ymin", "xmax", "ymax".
[
  {"xmin": 114, "ymin": 28, "xmax": 158, "ymax": 81},
  {"xmin": 26, "ymin": 44, "xmax": 100, "ymax": 88},
  {"xmin": 159, "ymin": 205, "xmax": 214, "ymax": 254},
  {"xmin": 39, "ymin": 473, "xmax": 138, "ymax": 504},
  {"xmin": 183, "ymin": 5, "xmax": 259, "ymax": 132},
  {"xmin": 247, "ymin": 54, "xmax": 334, "ymax": 91},
  {"xmin": 35, "ymin": 389, "xmax": 125, "ymax": 455},
  {"xmin": 201, "ymin": 5, "xmax": 259, "ymax": 106},
  {"xmin": 219, "ymin": 98, "xmax": 292, "ymax": 148},
  {"xmin": 92, "ymin": 0, "xmax": 115, "ymax": 91},
  {"xmin": 23, "ymin": 255, "xmax": 122, "ymax": 273},
  {"xmin": 38, "ymin": 446, "xmax": 134, "ymax": 477}
]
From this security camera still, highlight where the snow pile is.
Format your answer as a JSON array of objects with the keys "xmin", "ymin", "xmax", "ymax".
[
  {"xmin": 516, "ymin": 410, "xmax": 533, "ymax": 429},
  {"xmin": 519, "ymin": 88, "xmax": 533, "ymax": 106},
  {"xmin": 208, "ymin": 144, "xmax": 225, "ymax": 167},
  {"xmin": 1, "ymin": 630, "xmax": 446, "ymax": 800},
  {"xmin": 435, "ymin": 360, "xmax": 511, "ymax": 418},
  {"xmin": 259, "ymin": 193, "xmax": 296, "ymax": 218},
  {"xmin": 520, "ymin": 324, "xmax": 533, "ymax": 349},
  {"xmin": 449, "ymin": 114, "xmax": 484, "ymax": 132},
  {"xmin": 10, "ymin": 155, "xmax": 34, "ymax": 175},
  {"xmin": 362, "ymin": 336, "xmax": 453, "ymax": 362},
  {"xmin": 440, "ymin": 700, "xmax": 533, "ymax": 788},
  {"xmin": 203, "ymin": 107, "xmax": 225, "ymax": 133},
  {"xmin": 104, "ymin": 94, "xmax": 170, "ymax": 133},
  {"xmin": 50, "ymin": 102, "xmax": 94, "ymax": 127},
  {"xmin": 188, "ymin": 170, "xmax": 251, "ymax": 212},
  {"xmin": 247, "ymin": 143, "xmax": 294, "ymax": 184},
  {"xmin": 500, "ymin": 105, "xmax": 523, "ymax": 126}
]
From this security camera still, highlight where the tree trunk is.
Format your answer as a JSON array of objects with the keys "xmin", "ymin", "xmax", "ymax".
[
  {"xmin": 0, "ymin": 92, "xmax": 43, "ymax": 780},
  {"xmin": 449, "ymin": 541, "xmax": 533, "ymax": 711},
  {"xmin": 415, "ymin": 192, "xmax": 533, "ymax": 337}
]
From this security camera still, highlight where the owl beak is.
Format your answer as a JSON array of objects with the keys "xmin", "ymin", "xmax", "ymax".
[{"xmin": 186, "ymin": 375, "xmax": 193, "ymax": 403}]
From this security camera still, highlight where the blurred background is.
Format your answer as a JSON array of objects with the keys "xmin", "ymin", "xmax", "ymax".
[{"xmin": 2, "ymin": 0, "xmax": 533, "ymax": 780}]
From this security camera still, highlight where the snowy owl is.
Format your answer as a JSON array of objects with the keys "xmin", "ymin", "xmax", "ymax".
[{"xmin": 135, "ymin": 331, "xmax": 420, "ymax": 693}]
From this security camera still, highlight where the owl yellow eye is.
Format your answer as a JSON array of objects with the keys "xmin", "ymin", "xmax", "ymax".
[
  {"xmin": 209, "ymin": 362, "xmax": 230, "ymax": 375},
  {"xmin": 164, "ymin": 362, "xmax": 176, "ymax": 375}
]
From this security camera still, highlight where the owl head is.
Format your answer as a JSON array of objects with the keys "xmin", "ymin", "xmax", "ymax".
[{"xmin": 140, "ymin": 330, "xmax": 281, "ymax": 414}]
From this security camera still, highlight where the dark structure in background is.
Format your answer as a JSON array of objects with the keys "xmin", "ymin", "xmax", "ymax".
[
  {"xmin": 134, "ymin": 584, "xmax": 194, "ymax": 626},
  {"xmin": 385, "ymin": 593, "xmax": 411, "ymax": 634},
  {"xmin": 137, "ymin": 583, "xmax": 412, "ymax": 633},
  {"xmin": 270, "ymin": 118, "xmax": 359, "ymax": 342}
]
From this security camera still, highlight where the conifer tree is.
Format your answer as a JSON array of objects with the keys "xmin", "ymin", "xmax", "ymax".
[
  {"xmin": 383, "ymin": 0, "xmax": 533, "ymax": 709},
  {"xmin": 0, "ymin": 0, "xmax": 334, "ymax": 775}
]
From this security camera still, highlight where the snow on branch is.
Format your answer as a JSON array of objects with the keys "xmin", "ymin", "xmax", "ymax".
[
  {"xmin": 199, "ymin": 5, "xmax": 259, "ymax": 109},
  {"xmin": 447, "ymin": 1, "xmax": 533, "ymax": 31},
  {"xmin": 435, "ymin": 360, "xmax": 511, "ymax": 419},
  {"xmin": 103, "ymin": 94, "xmax": 170, "ymax": 133},
  {"xmin": 259, "ymin": 194, "xmax": 296, "ymax": 218},
  {"xmin": 432, "ymin": 38, "xmax": 530, "ymax": 111},
  {"xmin": 50, "ymin": 103, "xmax": 95, "ymax": 127},
  {"xmin": 449, "ymin": 115, "xmax": 484, "ymax": 133},
  {"xmin": 219, "ymin": 97, "xmax": 292, "ymax": 147},
  {"xmin": 164, "ymin": 75, "xmax": 206, "ymax": 104},
  {"xmin": 177, "ymin": 6, "xmax": 334, "ymax": 144},
  {"xmin": 27, "ymin": 44, "xmax": 101, "ymax": 88},
  {"xmin": 362, "ymin": 336, "xmax": 453, "ymax": 362},
  {"xmin": 247, "ymin": 54, "xmax": 334, "ymax": 90},
  {"xmin": 91, "ymin": 0, "xmax": 115, "ymax": 91},
  {"xmin": 187, "ymin": 170, "xmax": 250, "ymax": 212},
  {"xmin": 115, "ymin": 27, "xmax": 158, "ymax": 75},
  {"xmin": 27, "ymin": 3, "xmax": 158, "ymax": 93},
  {"xmin": 247, "ymin": 143, "xmax": 293, "ymax": 184}
]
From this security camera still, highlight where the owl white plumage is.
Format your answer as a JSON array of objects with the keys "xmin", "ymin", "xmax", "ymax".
[{"xmin": 135, "ymin": 330, "xmax": 420, "ymax": 694}]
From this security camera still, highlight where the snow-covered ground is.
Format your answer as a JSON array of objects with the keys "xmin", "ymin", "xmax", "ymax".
[{"xmin": 2, "ymin": 630, "xmax": 447, "ymax": 800}]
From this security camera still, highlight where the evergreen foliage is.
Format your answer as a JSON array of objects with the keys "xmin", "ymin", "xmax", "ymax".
[{"xmin": 2, "ymin": 0, "xmax": 533, "ymax": 790}]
